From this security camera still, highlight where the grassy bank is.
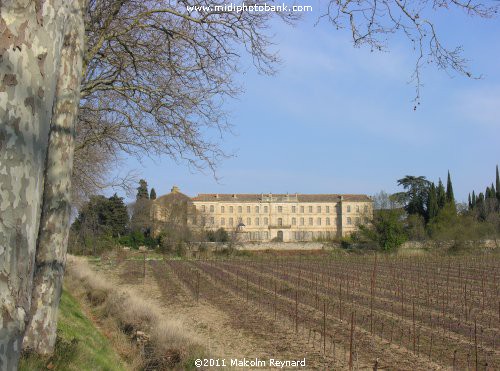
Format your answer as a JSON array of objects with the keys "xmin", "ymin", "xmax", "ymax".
[
  {"xmin": 65, "ymin": 255, "xmax": 205, "ymax": 370},
  {"xmin": 20, "ymin": 290, "xmax": 126, "ymax": 371}
]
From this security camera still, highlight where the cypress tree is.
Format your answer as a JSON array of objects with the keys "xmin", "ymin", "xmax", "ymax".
[
  {"xmin": 496, "ymin": 165, "xmax": 500, "ymax": 201},
  {"xmin": 485, "ymin": 186, "xmax": 492, "ymax": 199},
  {"xmin": 472, "ymin": 190, "xmax": 476, "ymax": 209},
  {"xmin": 468, "ymin": 193, "xmax": 472, "ymax": 210},
  {"xmin": 491, "ymin": 182, "xmax": 495, "ymax": 198},
  {"xmin": 136, "ymin": 179, "xmax": 149, "ymax": 200},
  {"xmin": 150, "ymin": 188, "xmax": 157, "ymax": 200},
  {"xmin": 477, "ymin": 192, "xmax": 485, "ymax": 206},
  {"xmin": 446, "ymin": 171, "xmax": 455, "ymax": 204},
  {"xmin": 446, "ymin": 171, "xmax": 456, "ymax": 213},
  {"xmin": 427, "ymin": 183, "xmax": 438, "ymax": 221},
  {"xmin": 437, "ymin": 178, "xmax": 446, "ymax": 209}
]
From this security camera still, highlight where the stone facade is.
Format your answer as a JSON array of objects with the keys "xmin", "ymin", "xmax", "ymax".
[{"xmin": 151, "ymin": 187, "xmax": 373, "ymax": 241}]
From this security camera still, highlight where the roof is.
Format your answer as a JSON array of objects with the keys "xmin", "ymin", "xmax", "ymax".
[
  {"xmin": 191, "ymin": 194, "xmax": 372, "ymax": 202},
  {"xmin": 154, "ymin": 190, "xmax": 191, "ymax": 205}
]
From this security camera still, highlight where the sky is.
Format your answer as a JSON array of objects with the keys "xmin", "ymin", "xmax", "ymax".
[{"xmin": 118, "ymin": 1, "xmax": 500, "ymax": 203}]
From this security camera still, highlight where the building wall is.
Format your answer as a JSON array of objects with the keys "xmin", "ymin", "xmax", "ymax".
[{"xmin": 191, "ymin": 197, "xmax": 372, "ymax": 241}]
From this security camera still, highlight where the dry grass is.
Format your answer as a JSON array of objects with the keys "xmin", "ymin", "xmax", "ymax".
[{"xmin": 65, "ymin": 256, "xmax": 205, "ymax": 370}]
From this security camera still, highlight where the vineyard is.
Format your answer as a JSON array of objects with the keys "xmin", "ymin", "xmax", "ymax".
[{"xmin": 116, "ymin": 252, "xmax": 499, "ymax": 370}]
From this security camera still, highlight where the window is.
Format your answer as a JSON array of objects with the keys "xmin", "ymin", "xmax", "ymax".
[
  {"xmin": 221, "ymin": 218, "xmax": 225, "ymax": 225},
  {"xmin": 356, "ymin": 205, "xmax": 360, "ymax": 212},
  {"xmin": 221, "ymin": 206, "xmax": 225, "ymax": 213},
  {"xmin": 309, "ymin": 217, "xmax": 313, "ymax": 225},
  {"xmin": 292, "ymin": 217, "xmax": 296, "ymax": 225},
  {"xmin": 317, "ymin": 217, "xmax": 321, "ymax": 225},
  {"xmin": 264, "ymin": 206, "xmax": 268, "ymax": 212},
  {"xmin": 317, "ymin": 206, "xmax": 321, "ymax": 213},
  {"xmin": 347, "ymin": 217, "xmax": 352, "ymax": 225},
  {"xmin": 210, "ymin": 217, "xmax": 214, "ymax": 224},
  {"xmin": 300, "ymin": 206, "xmax": 304, "ymax": 213},
  {"xmin": 229, "ymin": 217, "xmax": 234, "ymax": 226},
  {"xmin": 229, "ymin": 206, "xmax": 234, "ymax": 213},
  {"xmin": 238, "ymin": 206, "xmax": 242, "ymax": 213},
  {"xmin": 247, "ymin": 217, "xmax": 251, "ymax": 225},
  {"xmin": 364, "ymin": 205, "xmax": 368, "ymax": 212},
  {"xmin": 326, "ymin": 206, "xmax": 330, "ymax": 213},
  {"xmin": 201, "ymin": 216, "xmax": 206, "ymax": 225},
  {"xmin": 308, "ymin": 206, "xmax": 313, "ymax": 213},
  {"xmin": 277, "ymin": 206, "xmax": 283, "ymax": 213},
  {"xmin": 238, "ymin": 217, "xmax": 242, "ymax": 223},
  {"xmin": 247, "ymin": 206, "xmax": 251, "ymax": 213},
  {"xmin": 292, "ymin": 206, "xmax": 296, "ymax": 213},
  {"xmin": 355, "ymin": 217, "xmax": 360, "ymax": 224},
  {"xmin": 347, "ymin": 205, "xmax": 351, "ymax": 213},
  {"xmin": 277, "ymin": 218, "xmax": 283, "ymax": 226},
  {"xmin": 210, "ymin": 205, "xmax": 214, "ymax": 212},
  {"xmin": 255, "ymin": 218, "xmax": 260, "ymax": 226},
  {"xmin": 255, "ymin": 206, "xmax": 259, "ymax": 213},
  {"xmin": 326, "ymin": 217, "xmax": 330, "ymax": 225},
  {"xmin": 300, "ymin": 218, "xmax": 304, "ymax": 225},
  {"xmin": 201, "ymin": 205, "xmax": 206, "ymax": 212},
  {"xmin": 264, "ymin": 217, "xmax": 269, "ymax": 225}
]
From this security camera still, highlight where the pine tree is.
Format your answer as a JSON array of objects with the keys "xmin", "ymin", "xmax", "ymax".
[
  {"xmin": 496, "ymin": 165, "xmax": 500, "ymax": 201},
  {"xmin": 427, "ymin": 183, "xmax": 439, "ymax": 221},
  {"xmin": 136, "ymin": 179, "xmax": 149, "ymax": 200},
  {"xmin": 437, "ymin": 178, "xmax": 446, "ymax": 209},
  {"xmin": 150, "ymin": 188, "xmax": 157, "ymax": 200},
  {"xmin": 107, "ymin": 193, "xmax": 129, "ymax": 237}
]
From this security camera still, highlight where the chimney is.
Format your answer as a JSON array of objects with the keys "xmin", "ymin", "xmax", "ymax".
[{"xmin": 171, "ymin": 185, "xmax": 179, "ymax": 193}]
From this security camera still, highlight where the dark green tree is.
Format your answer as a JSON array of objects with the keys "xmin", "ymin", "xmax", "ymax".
[
  {"xmin": 395, "ymin": 175, "xmax": 431, "ymax": 218},
  {"xmin": 150, "ymin": 188, "xmax": 157, "ymax": 200},
  {"xmin": 437, "ymin": 179, "xmax": 446, "ymax": 209},
  {"xmin": 427, "ymin": 183, "xmax": 439, "ymax": 221},
  {"xmin": 468, "ymin": 193, "xmax": 472, "ymax": 210},
  {"xmin": 471, "ymin": 190, "xmax": 476, "ymax": 209},
  {"xmin": 136, "ymin": 179, "xmax": 149, "ymax": 201},
  {"xmin": 496, "ymin": 165, "xmax": 500, "ymax": 201},
  {"xmin": 446, "ymin": 171, "xmax": 455, "ymax": 205},
  {"xmin": 107, "ymin": 193, "xmax": 129, "ymax": 237}
]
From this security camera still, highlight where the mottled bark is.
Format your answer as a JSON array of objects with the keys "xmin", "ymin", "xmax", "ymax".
[
  {"xmin": 0, "ymin": 1, "xmax": 82, "ymax": 368},
  {"xmin": 22, "ymin": 0, "xmax": 86, "ymax": 355}
]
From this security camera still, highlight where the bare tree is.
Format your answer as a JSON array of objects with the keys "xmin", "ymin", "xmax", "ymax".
[
  {"xmin": 321, "ymin": 0, "xmax": 498, "ymax": 106},
  {"xmin": 71, "ymin": 0, "xmax": 299, "ymax": 198}
]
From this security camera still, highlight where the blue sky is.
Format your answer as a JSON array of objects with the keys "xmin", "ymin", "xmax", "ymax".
[{"xmin": 119, "ymin": 2, "xmax": 500, "ymax": 203}]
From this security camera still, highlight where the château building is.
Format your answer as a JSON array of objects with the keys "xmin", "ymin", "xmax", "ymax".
[{"xmin": 151, "ymin": 186, "xmax": 373, "ymax": 241}]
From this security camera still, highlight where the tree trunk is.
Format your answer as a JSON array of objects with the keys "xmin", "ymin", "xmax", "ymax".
[
  {"xmin": 22, "ymin": 0, "xmax": 85, "ymax": 354},
  {"xmin": 0, "ymin": 1, "xmax": 84, "ymax": 367}
]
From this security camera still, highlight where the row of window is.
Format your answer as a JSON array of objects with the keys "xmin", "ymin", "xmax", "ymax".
[
  {"xmin": 201, "ymin": 216, "xmax": 368, "ymax": 226},
  {"xmin": 199, "ymin": 204, "xmax": 368, "ymax": 214}
]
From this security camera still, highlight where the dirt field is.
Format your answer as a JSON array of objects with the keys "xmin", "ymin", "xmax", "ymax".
[{"xmin": 88, "ymin": 251, "xmax": 499, "ymax": 370}]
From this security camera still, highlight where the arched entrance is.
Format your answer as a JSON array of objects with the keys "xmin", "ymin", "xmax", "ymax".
[{"xmin": 276, "ymin": 230, "xmax": 284, "ymax": 242}]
